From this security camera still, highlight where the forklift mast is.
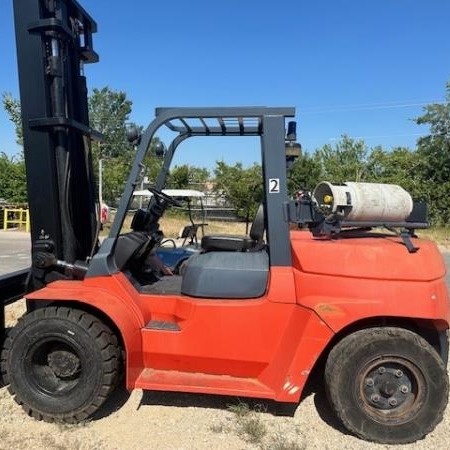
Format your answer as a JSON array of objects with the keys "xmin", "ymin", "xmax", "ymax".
[{"xmin": 13, "ymin": 0, "xmax": 100, "ymax": 289}]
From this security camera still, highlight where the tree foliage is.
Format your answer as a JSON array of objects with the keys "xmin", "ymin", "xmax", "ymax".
[
  {"xmin": 214, "ymin": 161, "xmax": 263, "ymax": 222},
  {"xmin": 167, "ymin": 164, "xmax": 209, "ymax": 189},
  {"xmin": 365, "ymin": 146, "xmax": 422, "ymax": 197},
  {"xmin": 1, "ymin": 93, "xmax": 26, "ymax": 202},
  {"xmin": 88, "ymin": 87, "xmax": 134, "ymax": 204},
  {"xmin": 414, "ymin": 82, "xmax": 450, "ymax": 225},
  {"xmin": 89, "ymin": 87, "xmax": 134, "ymax": 160},
  {"xmin": 319, "ymin": 135, "xmax": 368, "ymax": 183},
  {"xmin": 2, "ymin": 93, "xmax": 23, "ymax": 146},
  {"xmin": 0, "ymin": 153, "xmax": 27, "ymax": 203},
  {"xmin": 287, "ymin": 152, "xmax": 322, "ymax": 195}
]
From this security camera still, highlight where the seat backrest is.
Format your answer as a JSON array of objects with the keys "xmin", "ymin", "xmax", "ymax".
[
  {"xmin": 249, "ymin": 204, "xmax": 265, "ymax": 242},
  {"xmin": 114, "ymin": 231, "xmax": 151, "ymax": 270},
  {"xmin": 179, "ymin": 224, "xmax": 198, "ymax": 239},
  {"xmin": 179, "ymin": 224, "xmax": 199, "ymax": 245}
]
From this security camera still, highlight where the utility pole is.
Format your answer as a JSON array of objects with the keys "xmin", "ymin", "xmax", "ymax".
[{"xmin": 99, "ymin": 158, "xmax": 103, "ymax": 208}]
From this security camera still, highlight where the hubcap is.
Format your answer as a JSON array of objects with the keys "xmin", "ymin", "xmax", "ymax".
[
  {"xmin": 358, "ymin": 357, "xmax": 425, "ymax": 424},
  {"xmin": 47, "ymin": 349, "xmax": 81, "ymax": 378},
  {"xmin": 26, "ymin": 339, "xmax": 83, "ymax": 396}
]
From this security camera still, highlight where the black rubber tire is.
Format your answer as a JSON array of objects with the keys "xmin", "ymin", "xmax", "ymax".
[
  {"xmin": 1, "ymin": 306, "xmax": 121, "ymax": 423},
  {"xmin": 325, "ymin": 327, "xmax": 449, "ymax": 444}
]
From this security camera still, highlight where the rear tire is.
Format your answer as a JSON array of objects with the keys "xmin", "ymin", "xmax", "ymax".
[
  {"xmin": 325, "ymin": 327, "xmax": 449, "ymax": 444},
  {"xmin": 1, "ymin": 306, "xmax": 121, "ymax": 423}
]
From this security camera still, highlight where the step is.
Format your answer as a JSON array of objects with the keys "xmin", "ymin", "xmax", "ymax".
[
  {"xmin": 145, "ymin": 320, "xmax": 180, "ymax": 331},
  {"xmin": 134, "ymin": 368, "xmax": 274, "ymax": 399}
]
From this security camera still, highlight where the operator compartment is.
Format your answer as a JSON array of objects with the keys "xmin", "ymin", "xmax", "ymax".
[{"xmin": 181, "ymin": 251, "xmax": 269, "ymax": 298}]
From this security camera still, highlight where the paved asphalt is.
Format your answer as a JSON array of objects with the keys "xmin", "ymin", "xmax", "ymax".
[
  {"xmin": 445, "ymin": 253, "xmax": 450, "ymax": 287},
  {"xmin": 0, "ymin": 231, "xmax": 449, "ymax": 288},
  {"xmin": 0, "ymin": 231, "xmax": 30, "ymax": 276}
]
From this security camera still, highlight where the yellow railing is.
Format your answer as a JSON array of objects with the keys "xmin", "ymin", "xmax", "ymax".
[{"xmin": 2, "ymin": 208, "xmax": 30, "ymax": 232}]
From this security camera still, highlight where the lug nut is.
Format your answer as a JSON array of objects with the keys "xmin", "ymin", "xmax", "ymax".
[
  {"xmin": 366, "ymin": 378, "xmax": 374, "ymax": 387},
  {"xmin": 395, "ymin": 370, "xmax": 403, "ymax": 378},
  {"xmin": 388, "ymin": 398, "xmax": 398, "ymax": 407},
  {"xmin": 378, "ymin": 367, "xmax": 386, "ymax": 374},
  {"xmin": 371, "ymin": 394, "xmax": 380, "ymax": 403},
  {"xmin": 400, "ymin": 385, "xmax": 409, "ymax": 394}
]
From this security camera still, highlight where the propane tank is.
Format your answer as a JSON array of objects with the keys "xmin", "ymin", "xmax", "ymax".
[{"xmin": 313, "ymin": 181, "xmax": 413, "ymax": 222}]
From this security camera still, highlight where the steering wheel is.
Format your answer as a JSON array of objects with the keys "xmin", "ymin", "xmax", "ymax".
[{"xmin": 148, "ymin": 187, "xmax": 183, "ymax": 208}]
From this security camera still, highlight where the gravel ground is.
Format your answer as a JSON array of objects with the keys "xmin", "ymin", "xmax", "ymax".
[{"xmin": 0, "ymin": 366, "xmax": 449, "ymax": 450}]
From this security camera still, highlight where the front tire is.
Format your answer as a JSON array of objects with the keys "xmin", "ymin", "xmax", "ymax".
[
  {"xmin": 1, "ymin": 306, "xmax": 121, "ymax": 423},
  {"xmin": 325, "ymin": 327, "xmax": 449, "ymax": 444}
]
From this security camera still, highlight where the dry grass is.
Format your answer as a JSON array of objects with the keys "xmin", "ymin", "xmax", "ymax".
[
  {"xmin": 227, "ymin": 402, "xmax": 267, "ymax": 444},
  {"xmin": 103, "ymin": 211, "xmax": 247, "ymax": 239},
  {"xmin": 161, "ymin": 216, "xmax": 247, "ymax": 238},
  {"xmin": 418, "ymin": 227, "xmax": 450, "ymax": 247},
  {"xmin": 224, "ymin": 402, "xmax": 306, "ymax": 450}
]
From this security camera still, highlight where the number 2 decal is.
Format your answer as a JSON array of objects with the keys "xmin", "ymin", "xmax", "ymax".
[{"xmin": 269, "ymin": 178, "xmax": 280, "ymax": 193}]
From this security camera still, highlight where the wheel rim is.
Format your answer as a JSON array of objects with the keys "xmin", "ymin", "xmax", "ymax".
[
  {"xmin": 357, "ymin": 356, "xmax": 426, "ymax": 425},
  {"xmin": 24, "ymin": 337, "xmax": 83, "ymax": 397}
]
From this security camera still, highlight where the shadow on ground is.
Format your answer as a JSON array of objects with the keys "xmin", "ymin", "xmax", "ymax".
[
  {"xmin": 139, "ymin": 390, "xmax": 297, "ymax": 417},
  {"xmin": 301, "ymin": 373, "xmax": 350, "ymax": 436},
  {"xmin": 92, "ymin": 385, "xmax": 132, "ymax": 420},
  {"xmin": 93, "ymin": 366, "xmax": 350, "ymax": 438}
]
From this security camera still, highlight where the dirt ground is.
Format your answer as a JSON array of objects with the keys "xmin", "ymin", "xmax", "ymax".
[{"xmin": 0, "ymin": 300, "xmax": 449, "ymax": 450}]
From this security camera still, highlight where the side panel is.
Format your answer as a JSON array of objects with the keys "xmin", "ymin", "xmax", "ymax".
[
  {"xmin": 290, "ymin": 231, "xmax": 446, "ymax": 282},
  {"xmin": 291, "ymin": 231, "xmax": 450, "ymax": 332},
  {"xmin": 141, "ymin": 298, "xmax": 295, "ymax": 378},
  {"xmin": 259, "ymin": 307, "xmax": 334, "ymax": 401},
  {"xmin": 295, "ymin": 270, "xmax": 450, "ymax": 332},
  {"xmin": 138, "ymin": 268, "xmax": 332, "ymax": 400}
]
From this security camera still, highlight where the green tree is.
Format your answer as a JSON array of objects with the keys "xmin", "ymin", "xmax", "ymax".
[
  {"xmin": 2, "ymin": 93, "xmax": 27, "ymax": 202},
  {"xmin": 214, "ymin": 161, "xmax": 263, "ymax": 223},
  {"xmin": 88, "ymin": 87, "xmax": 138, "ymax": 204},
  {"xmin": 415, "ymin": 81, "xmax": 450, "ymax": 225},
  {"xmin": 0, "ymin": 153, "xmax": 27, "ymax": 202},
  {"xmin": 319, "ymin": 135, "xmax": 368, "ymax": 183},
  {"xmin": 287, "ymin": 151, "xmax": 322, "ymax": 195},
  {"xmin": 2, "ymin": 93, "xmax": 23, "ymax": 146},
  {"xmin": 89, "ymin": 87, "xmax": 134, "ymax": 159},
  {"xmin": 168, "ymin": 164, "xmax": 209, "ymax": 189},
  {"xmin": 366, "ymin": 146, "xmax": 423, "ymax": 197}
]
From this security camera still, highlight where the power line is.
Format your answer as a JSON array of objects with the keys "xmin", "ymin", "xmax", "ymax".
[
  {"xmin": 300, "ymin": 100, "xmax": 446, "ymax": 114},
  {"xmin": 304, "ymin": 132, "xmax": 424, "ymax": 144},
  {"xmin": 331, "ymin": 133, "xmax": 424, "ymax": 141}
]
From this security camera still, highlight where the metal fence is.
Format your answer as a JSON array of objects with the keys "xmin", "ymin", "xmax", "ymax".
[{"xmin": 1, "ymin": 207, "xmax": 30, "ymax": 232}]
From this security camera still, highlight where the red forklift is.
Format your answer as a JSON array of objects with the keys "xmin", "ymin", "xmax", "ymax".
[{"xmin": 0, "ymin": 0, "xmax": 448, "ymax": 444}]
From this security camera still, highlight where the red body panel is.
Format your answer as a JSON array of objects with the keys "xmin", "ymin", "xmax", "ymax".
[
  {"xmin": 290, "ymin": 231, "xmax": 450, "ymax": 332},
  {"xmin": 26, "ymin": 232, "xmax": 450, "ymax": 402}
]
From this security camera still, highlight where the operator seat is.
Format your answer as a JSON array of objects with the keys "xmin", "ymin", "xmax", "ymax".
[
  {"xmin": 114, "ymin": 231, "xmax": 152, "ymax": 271},
  {"xmin": 201, "ymin": 204, "xmax": 265, "ymax": 252}
]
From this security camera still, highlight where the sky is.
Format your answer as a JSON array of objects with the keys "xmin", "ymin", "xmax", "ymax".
[{"xmin": 1, "ymin": 0, "xmax": 450, "ymax": 169}]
